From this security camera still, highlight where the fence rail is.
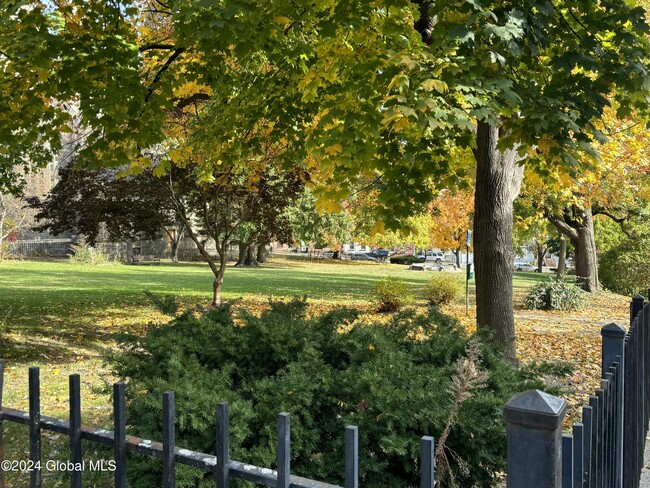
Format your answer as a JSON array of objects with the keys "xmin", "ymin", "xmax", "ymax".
[
  {"xmin": 504, "ymin": 292, "xmax": 650, "ymax": 488},
  {"xmin": 0, "ymin": 363, "xmax": 436, "ymax": 488}
]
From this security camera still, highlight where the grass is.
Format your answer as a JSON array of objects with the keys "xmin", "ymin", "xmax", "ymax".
[
  {"xmin": 0, "ymin": 257, "xmax": 550, "ymax": 402},
  {"xmin": 0, "ymin": 257, "xmax": 564, "ymax": 486}
]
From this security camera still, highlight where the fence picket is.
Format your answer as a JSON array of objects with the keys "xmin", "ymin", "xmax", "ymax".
[
  {"xmin": 345, "ymin": 426, "xmax": 358, "ymax": 488},
  {"xmin": 562, "ymin": 434, "xmax": 573, "ymax": 488},
  {"xmin": 216, "ymin": 402, "xmax": 229, "ymax": 488},
  {"xmin": 113, "ymin": 382, "xmax": 127, "ymax": 488},
  {"xmin": 162, "ymin": 391, "xmax": 176, "ymax": 488},
  {"xmin": 29, "ymin": 367, "xmax": 41, "ymax": 488},
  {"xmin": 420, "ymin": 436, "xmax": 435, "ymax": 488},
  {"xmin": 69, "ymin": 374, "xmax": 82, "ymax": 488},
  {"xmin": 277, "ymin": 413, "xmax": 290, "ymax": 488},
  {"xmin": 582, "ymin": 405, "xmax": 592, "ymax": 488}
]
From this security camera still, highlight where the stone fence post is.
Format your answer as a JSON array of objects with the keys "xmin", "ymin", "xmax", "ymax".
[{"xmin": 504, "ymin": 390, "xmax": 568, "ymax": 488}]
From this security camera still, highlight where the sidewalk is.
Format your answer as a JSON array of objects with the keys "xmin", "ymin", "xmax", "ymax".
[{"xmin": 641, "ymin": 432, "xmax": 650, "ymax": 487}]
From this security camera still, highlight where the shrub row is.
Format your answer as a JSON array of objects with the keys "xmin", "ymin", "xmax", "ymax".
[{"xmin": 108, "ymin": 298, "xmax": 564, "ymax": 488}]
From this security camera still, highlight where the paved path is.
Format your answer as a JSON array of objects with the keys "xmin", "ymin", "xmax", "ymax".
[{"xmin": 641, "ymin": 432, "xmax": 650, "ymax": 487}]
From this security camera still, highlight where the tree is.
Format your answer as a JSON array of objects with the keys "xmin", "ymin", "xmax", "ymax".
[
  {"xmin": 430, "ymin": 189, "xmax": 474, "ymax": 267},
  {"xmin": 284, "ymin": 189, "xmax": 352, "ymax": 257},
  {"xmin": 0, "ymin": 165, "xmax": 56, "ymax": 258},
  {"xmin": 166, "ymin": 160, "xmax": 307, "ymax": 306},
  {"xmin": 517, "ymin": 107, "xmax": 650, "ymax": 291},
  {"xmin": 28, "ymin": 165, "xmax": 177, "ymax": 263},
  {"xmin": 5, "ymin": 0, "xmax": 650, "ymax": 360}
]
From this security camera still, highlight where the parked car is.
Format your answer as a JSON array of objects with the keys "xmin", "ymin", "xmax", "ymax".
[
  {"xmin": 415, "ymin": 251, "xmax": 445, "ymax": 263},
  {"xmin": 349, "ymin": 253, "xmax": 377, "ymax": 262},
  {"xmin": 513, "ymin": 260, "xmax": 535, "ymax": 272},
  {"xmin": 368, "ymin": 249, "xmax": 392, "ymax": 260}
]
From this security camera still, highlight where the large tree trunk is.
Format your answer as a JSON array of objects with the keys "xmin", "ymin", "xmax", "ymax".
[
  {"xmin": 246, "ymin": 243, "xmax": 259, "ymax": 266},
  {"xmin": 473, "ymin": 121, "xmax": 524, "ymax": 362},
  {"xmin": 257, "ymin": 243, "xmax": 268, "ymax": 263},
  {"xmin": 549, "ymin": 207, "xmax": 599, "ymax": 292},
  {"xmin": 235, "ymin": 242, "xmax": 248, "ymax": 267},
  {"xmin": 536, "ymin": 245, "xmax": 546, "ymax": 273},
  {"xmin": 556, "ymin": 236, "xmax": 566, "ymax": 280},
  {"xmin": 574, "ymin": 209, "xmax": 599, "ymax": 291},
  {"xmin": 453, "ymin": 248, "xmax": 461, "ymax": 268}
]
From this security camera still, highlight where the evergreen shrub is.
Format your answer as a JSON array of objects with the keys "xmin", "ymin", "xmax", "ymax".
[
  {"xmin": 524, "ymin": 279, "xmax": 584, "ymax": 310},
  {"xmin": 107, "ymin": 298, "xmax": 565, "ymax": 488},
  {"xmin": 68, "ymin": 240, "xmax": 112, "ymax": 265}
]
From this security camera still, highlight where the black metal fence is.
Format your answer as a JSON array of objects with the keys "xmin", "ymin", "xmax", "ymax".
[
  {"xmin": 503, "ymin": 293, "xmax": 650, "ymax": 488},
  {"xmin": 0, "ymin": 363, "xmax": 436, "ymax": 488}
]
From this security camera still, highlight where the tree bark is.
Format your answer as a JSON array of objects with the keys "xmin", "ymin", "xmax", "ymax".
[
  {"xmin": 212, "ymin": 255, "xmax": 226, "ymax": 307},
  {"xmin": 536, "ymin": 244, "xmax": 546, "ymax": 273},
  {"xmin": 235, "ymin": 242, "xmax": 248, "ymax": 267},
  {"xmin": 556, "ymin": 236, "xmax": 566, "ymax": 280},
  {"xmin": 473, "ymin": 121, "xmax": 524, "ymax": 362},
  {"xmin": 246, "ymin": 243, "xmax": 259, "ymax": 266},
  {"xmin": 453, "ymin": 248, "xmax": 461, "ymax": 268},
  {"xmin": 171, "ymin": 240, "xmax": 180, "ymax": 263},
  {"xmin": 548, "ymin": 207, "xmax": 599, "ymax": 292},
  {"xmin": 257, "ymin": 243, "xmax": 268, "ymax": 263},
  {"xmin": 124, "ymin": 239, "xmax": 134, "ymax": 264},
  {"xmin": 574, "ymin": 209, "xmax": 599, "ymax": 291}
]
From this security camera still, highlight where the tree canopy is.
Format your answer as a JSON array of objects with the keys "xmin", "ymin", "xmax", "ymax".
[{"xmin": 3, "ymin": 0, "xmax": 650, "ymax": 358}]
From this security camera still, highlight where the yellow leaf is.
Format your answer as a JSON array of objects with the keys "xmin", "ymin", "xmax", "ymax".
[
  {"xmin": 274, "ymin": 16, "xmax": 291, "ymax": 28},
  {"xmin": 393, "ymin": 117, "xmax": 411, "ymax": 132},
  {"xmin": 324, "ymin": 144, "xmax": 343, "ymax": 156},
  {"xmin": 169, "ymin": 148, "xmax": 183, "ymax": 163},
  {"xmin": 370, "ymin": 221, "xmax": 385, "ymax": 235},
  {"xmin": 422, "ymin": 79, "xmax": 448, "ymax": 93},
  {"xmin": 537, "ymin": 137, "xmax": 555, "ymax": 153},
  {"xmin": 315, "ymin": 197, "xmax": 342, "ymax": 213}
]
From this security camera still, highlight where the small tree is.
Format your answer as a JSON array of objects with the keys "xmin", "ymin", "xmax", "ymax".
[{"xmin": 28, "ymin": 165, "xmax": 176, "ymax": 263}]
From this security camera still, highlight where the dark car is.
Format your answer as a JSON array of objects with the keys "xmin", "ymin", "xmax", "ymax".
[{"xmin": 368, "ymin": 249, "xmax": 391, "ymax": 259}]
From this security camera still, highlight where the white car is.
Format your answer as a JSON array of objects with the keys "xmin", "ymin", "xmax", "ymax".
[
  {"xmin": 415, "ymin": 251, "xmax": 445, "ymax": 263},
  {"xmin": 513, "ymin": 260, "xmax": 535, "ymax": 272}
]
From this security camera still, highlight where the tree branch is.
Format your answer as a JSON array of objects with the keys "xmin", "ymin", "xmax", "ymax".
[
  {"xmin": 144, "ymin": 48, "xmax": 185, "ymax": 103},
  {"xmin": 547, "ymin": 215, "xmax": 580, "ymax": 244},
  {"xmin": 139, "ymin": 43, "xmax": 178, "ymax": 52},
  {"xmin": 173, "ymin": 92, "xmax": 211, "ymax": 110}
]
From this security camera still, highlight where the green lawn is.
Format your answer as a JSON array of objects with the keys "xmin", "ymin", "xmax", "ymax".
[{"xmin": 0, "ymin": 257, "xmax": 550, "ymax": 362}]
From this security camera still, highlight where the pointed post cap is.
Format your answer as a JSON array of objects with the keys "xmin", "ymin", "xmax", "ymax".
[
  {"xmin": 504, "ymin": 390, "xmax": 567, "ymax": 430},
  {"xmin": 601, "ymin": 322, "xmax": 626, "ymax": 338}
]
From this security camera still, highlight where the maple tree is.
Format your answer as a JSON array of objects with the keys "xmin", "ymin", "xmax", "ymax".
[
  {"xmin": 430, "ymin": 189, "xmax": 474, "ymax": 267},
  {"xmin": 518, "ymin": 107, "xmax": 650, "ymax": 291},
  {"xmin": 4, "ymin": 0, "xmax": 650, "ymax": 359}
]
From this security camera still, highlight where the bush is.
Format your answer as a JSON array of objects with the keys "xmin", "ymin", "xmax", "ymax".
[
  {"xmin": 389, "ymin": 255, "xmax": 425, "ymax": 265},
  {"xmin": 422, "ymin": 274, "xmax": 463, "ymax": 306},
  {"xmin": 374, "ymin": 276, "xmax": 413, "ymax": 311},
  {"xmin": 68, "ymin": 240, "xmax": 112, "ymax": 265},
  {"xmin": 600, "ymin": 237, "xmax": 650, "ymax": 296},
  {"xmin": 107, "ymin": 298, "xmax": 564, "ymax": 488},
  {"xmin": 524, "ymin": 279, "xmax": 584, "ymax": 310}
]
